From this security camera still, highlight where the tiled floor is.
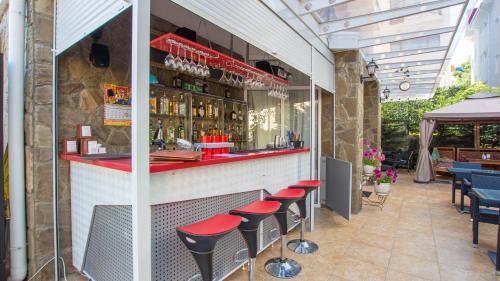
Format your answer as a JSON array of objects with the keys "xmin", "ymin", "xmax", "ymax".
[{"xmin": 226, "ymin": 172, "xmax": 500, "ymax": 281}]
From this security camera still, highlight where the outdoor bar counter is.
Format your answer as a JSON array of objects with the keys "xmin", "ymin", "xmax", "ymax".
[{"xmin": 63, "ymin": 148, "xmax": 311, "ymax": 280}]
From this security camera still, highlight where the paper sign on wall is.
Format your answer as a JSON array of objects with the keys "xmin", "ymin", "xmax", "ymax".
[{"xmin": 103, "ymin": 84, "xmax": 131, "ymax": 126}]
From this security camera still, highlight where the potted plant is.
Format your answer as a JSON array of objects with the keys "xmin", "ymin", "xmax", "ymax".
[
  {"xmin": 373, "ymin": 168, "xmax": 397, "ymax": 195},
  {"xmin": 362, "ymin": 139, "xmax": 385, "ymax": 175}
]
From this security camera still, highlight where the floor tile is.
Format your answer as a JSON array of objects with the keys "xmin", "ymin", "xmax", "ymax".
[
  {"xmin": 223, "ymin": 172, "xmax": 498, "ymax": 281},
  {"xmin": 388, "ymin": 252, "xmax": 441, "ymax": 281}
]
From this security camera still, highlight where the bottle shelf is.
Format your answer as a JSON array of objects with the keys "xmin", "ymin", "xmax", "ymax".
[{"xmin": 150, "ymin": 114, "xmax": 187, "ymax": 118}]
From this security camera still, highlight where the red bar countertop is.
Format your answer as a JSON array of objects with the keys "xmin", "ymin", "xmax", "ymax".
[{"xmin": 61, "ymin": 148, "xmax": 310, "ymax": 173}]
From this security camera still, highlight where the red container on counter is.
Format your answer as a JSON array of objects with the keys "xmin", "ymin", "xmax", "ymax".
[
  {"xmin": 213, "ymin": 136, "xmax": 222, "ymax": 154},
  {"xmin": 201, "ymin": 135, "xmax": 212, "ymax": 156},
  {"xmin": 222, "ymin": 135, "xmax": 230, "ymax": 154}
]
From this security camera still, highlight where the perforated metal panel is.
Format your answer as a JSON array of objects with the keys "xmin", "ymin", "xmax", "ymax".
[
  {"xmin": 151, "ymin": 191, "xmax": 261, "ymax": 281},
  {"xmin": 82, "ymin": 205, "xmax": 133, "ymax": 281}
]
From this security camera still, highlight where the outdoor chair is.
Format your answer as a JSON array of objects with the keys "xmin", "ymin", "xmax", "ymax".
[
  {"xmin": 452, "ymin": 161, "xmax": 481, "ymax": 208},
  {"xmin": 470, "ymin": 174, "xmax": 500, "ymax": 247}
]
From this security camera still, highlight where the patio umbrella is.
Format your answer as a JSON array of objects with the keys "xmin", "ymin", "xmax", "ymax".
[{"xmin": 415, "ymin": 119, "xmax": 436, "ymax": 183}]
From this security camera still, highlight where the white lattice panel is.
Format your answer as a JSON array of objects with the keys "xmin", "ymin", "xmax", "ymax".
[
  {"xmin": 71, "ymin": 162, "xmax": 132, "ymax": 270},
  {"xmin": 149, "ymin": 152, "xmax": 311, "ymax": 204}
]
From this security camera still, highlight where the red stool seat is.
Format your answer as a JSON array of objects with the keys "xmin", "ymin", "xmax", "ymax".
[
  {"xmin": 231, "ymin": 200, "xmax": 281, "ymax": 215},
  {"xmin": 267, "ymin": 188, "xmax": 305, "ymax": 200},
  {"xmin": 177, "ymin": 214, "xmax": 241, "ymax": 236},
  {"xmin": 292, "ymin": 180, "xmax": 321, "ymax": 188}
]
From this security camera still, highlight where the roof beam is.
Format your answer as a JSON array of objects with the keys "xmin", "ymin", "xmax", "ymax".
[
  {"xmin": 358, "ymin": 27, "xmax": 455, "ymax": 48},
  {"xmin": 299, "ymin": 0, "xmax": 355, "ymax": 16},
  {"xmin": 381, "ymin": 88, "xmax": 434, "ymax": 94},
  {"xmin": 376, "ymin": 69, "xmax": 440, "ymax": 78},
  {"xmin": 319, "ymin": 0, "xmax": 465, "ymax": 35},
  {"xmin": 386, "ymin": 84, "xmax": 435, "ymax": 90},
  {"xmin": 383, "ymin": 82, "xmax": 436, "ymax": 87},
  {"xmin": 379, "ymin": 78, "xmax": 437, "ymax": 84},
  {"xmin": 364, "ymin": 46, "xmax": 449, "ymax": 61},
  {"xmin": 378, "ymin": 59, "xmax": 444, "ymax": 71}
]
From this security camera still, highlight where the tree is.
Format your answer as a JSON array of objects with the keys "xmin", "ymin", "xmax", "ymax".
[{"xmin": 381, "ymin": 61, "xmax": 499, "ymax": 152}]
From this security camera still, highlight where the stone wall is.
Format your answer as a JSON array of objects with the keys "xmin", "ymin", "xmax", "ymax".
[
  {"xmin": 363, "ymin": 80, "xmax": 381, "ymax": 148},
  {"xmin": 334, "ymin": 50, "xmax": 364, "ymax": 214},
  {"xmin": 321, "ymin": 92, "xmax": 334, "ymax": 157},
  {"xmin": 24, "ymin": 0, "xmax": 58, "ymax": 279}
]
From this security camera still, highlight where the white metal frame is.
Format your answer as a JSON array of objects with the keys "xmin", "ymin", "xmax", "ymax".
[
  {"xmin": 357, "ymin": 27, "xmax": 455, "ymax": 48},
  {"xmin": 365, "ymin": 46, "xmax": 449, "ymax": 61},
  {"xmin": 271, "ymin": 0, "xmax": 476, "ymax": 99},
  {"xmin": 319, "ymin": 0, "xmax": 466, "ymax": 35},
  {"xmin": 131, "ymin": 1, "xmax": 151, "ymax": 280}
]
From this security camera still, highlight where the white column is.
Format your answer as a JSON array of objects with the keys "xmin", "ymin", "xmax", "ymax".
[{"xmin": 131, "ymin": 1, "xmax": 151, "ymax": 281}]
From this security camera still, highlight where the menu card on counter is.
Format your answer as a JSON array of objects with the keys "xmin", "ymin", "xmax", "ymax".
[{"xmin": 103, "ymin": 84, "xmax": 131, "ymax": 126}]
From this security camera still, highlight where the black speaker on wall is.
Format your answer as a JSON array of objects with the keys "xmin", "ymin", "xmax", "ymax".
[{"xmin": 89, "ymin": 43, "xmax": 110, "ymax": 68}]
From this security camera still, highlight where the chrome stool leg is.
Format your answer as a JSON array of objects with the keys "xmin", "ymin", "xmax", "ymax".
[
  {"xmin": 287, "ymin": 217, "xmax": 319, "ymax": 254},
  {"xmin": 265, "ymin": 234, "xmax": 302, "ymax": 278},
  {"xmin": 248, "ymin": 257, "xmax": 256, "ymax": 281}
]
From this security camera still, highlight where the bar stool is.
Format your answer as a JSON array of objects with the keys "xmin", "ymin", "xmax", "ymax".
[
  {"xmin": 287, "ymin": 180, "xmax": 320, "ymax": 254},
  {"xmin": 230, "ymin": 200, "xmax": 281, "ymax": 281},
  {"xmin": 176, "ymin": 214, "xmax": 242, "ymax": 281},
  {"xmin": 264, "ymin": 188, "xmax": 305, "ymax": 278}
]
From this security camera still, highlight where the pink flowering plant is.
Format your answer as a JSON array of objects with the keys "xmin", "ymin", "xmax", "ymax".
[
  {"xmin": 362, "ymin": 139, "xmax": 385, "ymax": 167},
  {"xmin": 374, "ymin": 168, "xmax": 398, "ymax": 184}
]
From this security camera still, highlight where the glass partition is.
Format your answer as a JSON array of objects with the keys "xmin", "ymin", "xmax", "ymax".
[
  {"xmin": 284, "ymin": 90, "xmax": 311, "ymax": 149},
  {"xmin": 246, "ymin": 89, "xmax": 311, "ymax": 150},
  {"xmin": 247, "ymin": 91, "xmax": 282, "ymax": 149}
]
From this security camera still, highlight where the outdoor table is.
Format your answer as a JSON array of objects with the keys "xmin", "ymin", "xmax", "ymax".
[
  {"xmin": 448, "ymin": 168, "xmax": 500, "ymax": 212},
  {"xmin": 468, "ymin": 159, "xmax": 500, "ymax": 170},
  {"xmin": 471, "ymin": 187, "xmax": 500, "ymax": 275}
]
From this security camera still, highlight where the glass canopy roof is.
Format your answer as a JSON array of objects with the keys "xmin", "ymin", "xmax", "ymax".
[{"xmin": 273, "ymin": 0, "xmax": 471, "ymax": 100}]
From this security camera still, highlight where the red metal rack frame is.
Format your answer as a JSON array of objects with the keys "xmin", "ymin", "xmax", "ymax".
[{"xmin": 150, "ymin": 33, "xmax": 288, "ymax": 86}]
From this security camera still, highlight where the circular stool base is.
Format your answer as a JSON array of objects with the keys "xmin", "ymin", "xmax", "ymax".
[
  {"xmin": 264, "ymin": 257, "xmax": 301, "ymax": 279},
  {"xmin": 287, "ymin": 239, "xmax": 319, "ymax": 254}
]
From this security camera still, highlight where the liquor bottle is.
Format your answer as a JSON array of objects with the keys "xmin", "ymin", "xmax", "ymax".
[
  {"xmin": 238, "ymin": 107, "xmax": 243, "ymax": 121},
  {"xmin": 179, "ymin": 94, "xmax": 186, "ymax": 116},
  {"xmin": 191, "ymin": 100, "xmax": 198, "ymax": 117},
  {"xmin": 228, "ymin": 126, "xmax": 233, "ymax": 142},
  {"xmin": 166, "ymin": 120, "xmax": 176, "ymax": 144},
  {"xmin": 168, "ymin": 95, "xmax": 174, "ymax": 116},
  {"xmin": 198, "ymin": 101, "xmax": 205, "ymax": 118},
  {"xmin": 177, "ymin": 121, "xmax": 185, "ymax": 140},
  {"xmin": 153, "ymin": 119, "xmax": 163, "ymax": 142},
  {"xmin": 149, "ymin": 97, "xmax": 157, "ymax": 114},
  {"xmin": 231, "ymin": 104, "xmax": 237, "ymax": 121},
  {"xmin": 199, "ymin": 122, "xmax": 206, "ymax": 138},
  {"xmin": 172, "ymin": 95, "xmax": 179, "ymax": 116},
  {"xmin": 160, "ymin": 94, "xmax": 169, "ymax": 116},
  {"xmin": 214, "ymin": 124, "xmax": 219, "ymax": 136},
  {"xmin": 207, "ymin": 100, "xmax": 213, "ymax": 118},
  {"xmin": 192, "ymin": 122, "xmax": 198, "ymax": 142},
  {"xmin": 202, "ymin": 79, "xmax": 209, "ymax": 93},
  {"xmin": 224, "ymin": 86, "xmax": 231, "ymax": 98},
  {"xmin": 213, "ymin": 102, "xmax": 219, "ymax": 119},
  {"xmin": 173, "ymin": 75, "xmax": 182, "ymax": 88}
]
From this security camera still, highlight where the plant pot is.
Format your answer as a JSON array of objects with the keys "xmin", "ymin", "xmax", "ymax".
[
  {"xmin": 363, "ymin": 165, "xmax": 376, "ymax": 175},
  {"xmin": 375, "ymin": 183, "xmax": 391, "ymax": 195}
]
